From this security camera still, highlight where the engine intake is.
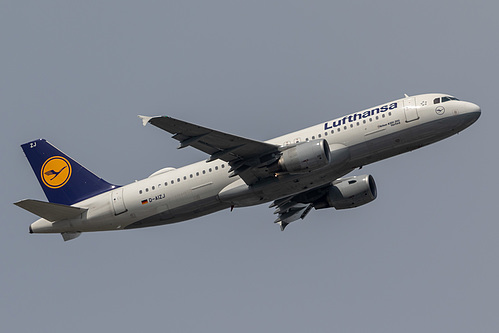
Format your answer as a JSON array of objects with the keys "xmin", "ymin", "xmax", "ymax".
[
  {"xmin": 278, "ymin": 139, "xmax": 331, "ymax": 173},
  {"xmin": 314, "ymin": 175, "xmax": 377, "ymax": 210}
]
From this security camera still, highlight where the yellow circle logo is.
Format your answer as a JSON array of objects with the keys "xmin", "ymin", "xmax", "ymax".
[{"xmin": 41, "ymin": 156, "xmax": 72, "ymax": 189}]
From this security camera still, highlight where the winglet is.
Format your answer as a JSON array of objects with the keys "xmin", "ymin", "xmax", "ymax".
[
  {"xmin": 138, "ymin": 115, "xmax": 154, "ymax": 127},
  {"xmin": 275, "ymin": 220, "xmax": 289, "ymax": 231}
]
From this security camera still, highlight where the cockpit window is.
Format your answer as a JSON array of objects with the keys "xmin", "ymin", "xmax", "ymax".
[
  {"xmin": 442, "ymin": 96, "xmax": 459, "ymax": 102},
  {"xmin": 434, "ymin": 96, "xmax": 459, "ymax": 104}
]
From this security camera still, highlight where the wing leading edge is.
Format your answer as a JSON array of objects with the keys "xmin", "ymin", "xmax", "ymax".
[{"xmin": 139, "ymin": 115, "xmax": 282, "ymax": 184}]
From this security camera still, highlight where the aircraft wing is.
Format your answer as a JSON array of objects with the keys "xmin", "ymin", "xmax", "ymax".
[
  {"xmin": 139, "ymin": 115, "xmax": 282, "ymax": 184},
  {"xmin": 269, "ymin": 182, "xmax": 333, "ymax": 231},
  {"xmin": 271, "ymin": 197, "xmax": 313, "ymax": 231}
]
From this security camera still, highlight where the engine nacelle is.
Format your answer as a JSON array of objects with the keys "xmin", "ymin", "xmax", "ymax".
[
  {"xmin": 315, "ymin": 175, "xmax": 377, "ymax": 210},
  {"xmin": 278, "ymin": 139, "xmax": 331, "ymax": 173}
]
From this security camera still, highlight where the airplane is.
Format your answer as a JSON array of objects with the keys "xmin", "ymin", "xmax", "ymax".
[{"xmin": 14, "ymin": 93, "xmax": 480, "ymax": 241}]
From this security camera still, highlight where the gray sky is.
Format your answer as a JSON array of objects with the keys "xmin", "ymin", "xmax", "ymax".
[{"xmin": 2, "ymin": 1, "xmax": 497, "ymax": 332}]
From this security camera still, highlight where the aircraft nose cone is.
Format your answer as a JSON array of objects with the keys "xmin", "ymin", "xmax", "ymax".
[
  {"xmin": 458, "ymin": 101, "xmax": 481, "ymax": 123},
  {"xmin": 473, "ymin": 103, "xmax": 481, "ymax": 117},
  {"xmin": 468, "ymin": 102, "xmax": 481, "ymax": 123}
]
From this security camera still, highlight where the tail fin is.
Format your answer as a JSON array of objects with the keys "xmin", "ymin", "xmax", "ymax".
[{"xmin": 21, "ymin": 139, "xmax": 117, "ymax": 205}]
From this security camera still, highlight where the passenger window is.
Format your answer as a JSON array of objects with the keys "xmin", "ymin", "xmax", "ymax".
[{"xmin": 139, "ymin": 190, "xmax": 143, "ymax": 194}]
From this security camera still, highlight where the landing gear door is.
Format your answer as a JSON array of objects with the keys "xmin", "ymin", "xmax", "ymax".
[
  {"xmin": 404, "ymin": 97, "xmax": 419, "ymax": 122},
  {"xmin": 111, "ymin": 188, "xmax": 127, "ymax": 215}
]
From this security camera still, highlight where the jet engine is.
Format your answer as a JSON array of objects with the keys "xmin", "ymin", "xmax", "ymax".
[
  {"xmin": 314, "ymin": 175, "xmax": 377, "ymax": 210},
  {"xmin": 277, "ymin": 139, "xmax": 331, "ymax": 173}
]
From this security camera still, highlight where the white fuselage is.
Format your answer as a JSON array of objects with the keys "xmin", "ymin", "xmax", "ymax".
[{"xmin": 30, "ymin": 93, "xmax": 481, "ymax": 234}]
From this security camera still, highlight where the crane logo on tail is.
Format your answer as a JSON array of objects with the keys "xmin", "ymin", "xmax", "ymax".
[{"xmin": 41, "ymin": 156, "xmax": 72, "ymax": 189}]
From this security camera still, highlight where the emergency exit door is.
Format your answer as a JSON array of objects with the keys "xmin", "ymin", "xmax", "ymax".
[{"xmin": 403, "ymin": 97, "xmax": 419, "ymax": 122}]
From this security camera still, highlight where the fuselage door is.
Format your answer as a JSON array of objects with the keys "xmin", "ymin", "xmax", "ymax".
[
  {"xmin": 404, "ymin": 97, "xmax": 419, "ymax": 122},
  {"xmin": 111, "ymin": 188, "xmax": 127, "ymax": 215}
]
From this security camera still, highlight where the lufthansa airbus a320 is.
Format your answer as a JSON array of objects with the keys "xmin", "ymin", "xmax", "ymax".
[{"xmin": 15, "ymin": 93, "xmax": 480, "ymax": 241}]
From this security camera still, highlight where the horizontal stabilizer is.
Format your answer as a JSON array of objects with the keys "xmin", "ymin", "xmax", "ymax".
[{"xmin": 14, "ymin": 199, "xmax": 87, "ymax": 222}]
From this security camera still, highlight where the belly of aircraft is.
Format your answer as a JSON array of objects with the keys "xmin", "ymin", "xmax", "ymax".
[
  {"xmin": 124, "ymin": 192, "xmax": 232, "ymax": 229},
  {"xmin": 125, "ymin": 166, "xmax": 353, "ymax": 229}
]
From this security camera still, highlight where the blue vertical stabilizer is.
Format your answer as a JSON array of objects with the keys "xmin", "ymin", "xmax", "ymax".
[{"xmin": 21, "ymin": 139, "xmax": 117, "ymax": 205}]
